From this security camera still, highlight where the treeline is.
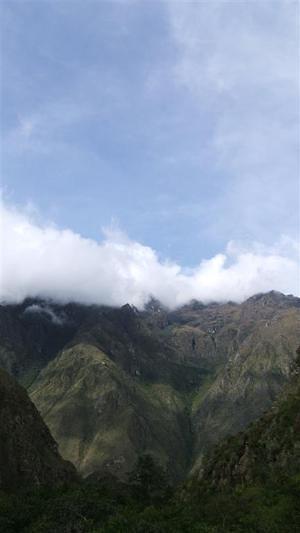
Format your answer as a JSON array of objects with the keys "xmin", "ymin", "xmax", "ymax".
[{"xmin": 1, "ymin": 454, "xmax": 300, "ymax": 532}]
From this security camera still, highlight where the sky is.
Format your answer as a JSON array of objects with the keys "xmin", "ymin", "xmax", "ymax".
[{"xmin": 0, "ymin": 0, "xmax": 299, "ymax": 307}]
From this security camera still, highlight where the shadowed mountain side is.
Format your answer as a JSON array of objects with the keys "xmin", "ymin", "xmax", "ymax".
[
  {"xmin": 0, "ymin": 368, "xmax": 76, "ymax": 491},
  {"xmin": 193, "ymin": 350, "xmax": 300, "ymax": 489},
  {"xmin": 67, "ymin": 303, "xmax": 206, "ymax": 391},
  {"xmin": 0, "ymin": 299, "xmax": 88, "ymax": 386}
]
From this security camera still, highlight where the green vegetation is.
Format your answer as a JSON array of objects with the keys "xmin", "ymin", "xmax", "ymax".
[
  {"xmin": 2, "ymin": 293, "xmax": 300, "ymax": 483},
  {"xmin": 0, "ymin": 459, "xmax": 299, "ymax": 532},
  {"xmin": 2, "ymin": 354, "xmax": 298, "ymax": 531},
  {"xmin": 190, "ymin": 372, "xmax": 216, "ymax": 413},
  {"xmin": 197, "ymin": 366, "xmax": 300, "ymax": 489},
  {"xmin": 1, "ymin": 295, "xmax": 300, "ymax": 531}
]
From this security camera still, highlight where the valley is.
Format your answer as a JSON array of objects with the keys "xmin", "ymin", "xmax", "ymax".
[{"xmin": 1, "ymin": 290, "xmax": 299, "ymax": 483}]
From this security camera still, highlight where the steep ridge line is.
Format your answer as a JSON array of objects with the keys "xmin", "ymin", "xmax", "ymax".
[{"xmin": 0, "ymin": 290, "xmax": 299, "ymax": 481}]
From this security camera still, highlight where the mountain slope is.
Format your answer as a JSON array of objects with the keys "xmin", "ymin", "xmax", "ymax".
[
  {"xmin": 30, "ymin": 343, "xmax": 191, "ymax": 480},
  {"xmin": 1, "ymin": 291, "xmax": 299, "ymax": 481},
  {"xmin": 190, "ymin": 299, "xmax": 300, "ymax": 471},
  {"xmin": 192, "ymin": 350, "xmax": 300, "ymax": 489},
  {"xmin": 0, "ymin": 368, "xmax": 76, "ymax": 491}
]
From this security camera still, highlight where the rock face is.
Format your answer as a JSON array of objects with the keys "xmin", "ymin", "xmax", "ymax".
[
  {"xmin": 197, "ymin": 352, "xmax": 300, "ymax": 488},
  {"xmin": 0, "ymin": 291, "xmax": 299, "ymax": 481},
  {"xmin": 0, "ymin": 299, "xmax": 84, "ymax": 386},
  {"xmin": 189, "ymin": 294, "xmax": 300, "ymax": 472},
  {"xmin": 0, "ymin": 368, "xmax": 77, "ymax": 491}
]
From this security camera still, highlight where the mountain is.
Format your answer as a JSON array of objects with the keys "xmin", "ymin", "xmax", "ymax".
[
  {"xmin": 0, "ymin": 367, "xmax": 77, "ymax": 491},
  {"xmin": 0, "ymin": 290, "xmax": 299, "ymax": 481},
  {"xmin": 189, "ymin": 291, "xmax": 300, "ymax": 472},
  {"xmin": 1, "ymin": 358, "xmax": 299, "ymax": 533},
  {"xmin": 196, "ymin": 348, "xmax": 300, "ymax": 489},
  {"xmin": 29, "ymin": 342, "xmax": 191, "ymax": 481},
  {"xmin": 0, "ymin": 298, "xmax": 86, "ymax": 386}
]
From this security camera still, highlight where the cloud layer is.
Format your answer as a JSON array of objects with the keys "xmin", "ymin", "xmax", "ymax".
[{"xmin": 0, "ymin": 203, "xmax": 298, "ymax": 309}]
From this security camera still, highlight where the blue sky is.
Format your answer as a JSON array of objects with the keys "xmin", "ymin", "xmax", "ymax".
[{"xmin": 0, "ymin": 1, "xmax": 299, "ymax": 307}]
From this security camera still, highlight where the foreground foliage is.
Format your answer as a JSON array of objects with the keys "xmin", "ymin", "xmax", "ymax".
[{"xmin": 0, "ymin": 456, "xmax": 300, "ymax": 532}]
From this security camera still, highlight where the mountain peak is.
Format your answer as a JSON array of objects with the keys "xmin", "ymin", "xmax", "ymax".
[{"xmin": 244, "ymin": 290, "xmax": 300, "ymax": 308}]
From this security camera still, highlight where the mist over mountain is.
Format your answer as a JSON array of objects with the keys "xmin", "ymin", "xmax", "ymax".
[
  {"xmin": 1, "ymin": 0, "xmax": 299, "ymax": 529},
  {"xmin": 1, "ymin": 290, "xmax": 299, "ymax": 482},
  {"xmin": 1, "ymin": 202, "xmax": 299, "ymax": 309},
  {"xmin": 0, "ymin": 290, "xmax": 299, "ymax": 530}
]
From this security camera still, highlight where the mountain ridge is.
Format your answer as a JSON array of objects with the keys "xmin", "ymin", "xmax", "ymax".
[{"xmin": 0, "ymin": 290, "xmax": 299, "ymax": 481}]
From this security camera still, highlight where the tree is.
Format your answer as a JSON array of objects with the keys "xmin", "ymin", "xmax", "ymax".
[{"xmin": 129, "ymin": 454, "xmax": 171, "ymax": 505}]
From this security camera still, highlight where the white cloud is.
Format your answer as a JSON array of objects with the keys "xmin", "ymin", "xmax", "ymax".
[
  {"xmin": 23, "ymin": 303, "xmax": 65, "ymax": 325},
  {"xmin": 0, "ymin": 202, "xmax": 298, "ymax": 309}
]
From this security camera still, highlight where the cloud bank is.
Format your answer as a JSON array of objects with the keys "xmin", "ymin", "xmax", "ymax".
[{"xmin": 0, "ymin": 203, "xmax": 299, "ymax": 309}]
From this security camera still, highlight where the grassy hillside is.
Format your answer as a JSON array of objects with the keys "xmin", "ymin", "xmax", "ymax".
[
  {"xmin": 1, "ymin": 291, "xmax": 299, "ymax": 481},
  {"xmin": 193, "ymin": 351, "xmax": 300, "ymax": 489},
  {"xmin": 30, "ymin": 343, "xmax": 191, "ymax": 481}
]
